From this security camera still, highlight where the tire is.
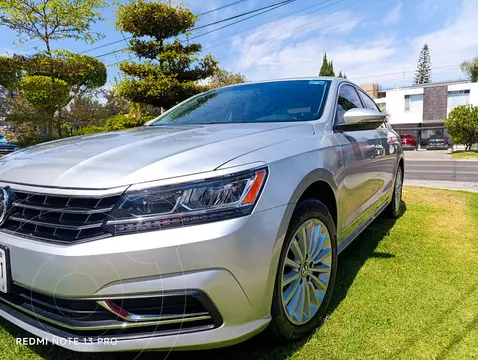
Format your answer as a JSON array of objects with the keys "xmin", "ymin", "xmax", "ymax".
[
  {"xmin": 265, "ymin": 199, "xmax": 338, "ymax": 342},
  {"xmin": 384, "ymin": 165, "xmax": 403, "ymax": 218}
]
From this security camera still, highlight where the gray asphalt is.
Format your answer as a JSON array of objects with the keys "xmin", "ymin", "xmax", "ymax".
[{"xmin": 405, "ymin": 160, "xmax": 478, "ymax": 182}]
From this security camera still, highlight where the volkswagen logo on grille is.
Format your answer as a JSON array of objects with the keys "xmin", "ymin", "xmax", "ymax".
[{"xmin": 0, "ymin": 187, "xmax": 10, "ymax": 226}]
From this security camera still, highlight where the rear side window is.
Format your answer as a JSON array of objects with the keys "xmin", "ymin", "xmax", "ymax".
[{"xmin": 336, "ymin": 85, "xmax": 363, "ymax": 124}]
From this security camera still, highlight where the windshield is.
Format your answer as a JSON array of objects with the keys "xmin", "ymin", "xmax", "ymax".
[
  {"xmin": 151, "ymin": 80, "xmax": 331, "ymax": 125},
  {"xmin": 0, "ymin": 136, "xmax": 8, "ymax": 144}
]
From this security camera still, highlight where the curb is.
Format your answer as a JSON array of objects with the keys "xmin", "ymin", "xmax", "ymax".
[{"xmin": 405, "ymin": 159, "xmax": 478, "ymax": 162}]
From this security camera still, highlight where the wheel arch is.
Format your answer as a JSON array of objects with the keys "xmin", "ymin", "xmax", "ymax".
[
  {"xmin": 279, "ymin": 168, "xmax": 339, "ymax": 237},
  {"xmin": 263, "ymin": 169, "xmax": 339, "ymax": 317}
]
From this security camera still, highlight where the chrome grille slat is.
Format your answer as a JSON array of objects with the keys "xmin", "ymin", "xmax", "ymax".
[
  {"xmin": 12, "ymin": 201, "xmax": 113, "ymax": 214},
  {"xmin": 0, "ymin": 189, "xmax": 121, "ymax": 243},
  {"xmin": 9, "ymin": 216, "xmax": 104, "ymax": 230}
]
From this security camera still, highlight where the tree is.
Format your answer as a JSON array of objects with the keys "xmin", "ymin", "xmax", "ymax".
[
  {"xmin": 0, "ymin": 0, "xmax": 107, "ymax": 137},
  {"xmin": 445, "ymin": 105, "xmax": 478, "ymax": 151},
  {"xmin": 0, "ymin": 52, "xmax": 106, "ymax": 136},
  {"xmin": 102, "ymin": 89, "xmax": 131, "ymax": 116},
  {"xmin": 338, "ymin": 71, "xmax": 347, "ymax": 79},
  {"xmin": 0, "ymin": 55, "xmax": 23, "ymax": 89},
  {"xmin": 24, "ymin": 51, "xmax": 107, "ymax": 99},
  {"xmin": 208, "ymin": 68, "xmax": 247, "ymax": 89},
  {"xmin": 460, "ymin": 57, "xmax": 478, "ymax": 82},
  {"xmin": 319, "ymin": 53, "xmax": 335, "ymax": 76},
  {"xmin": 414, "ymin": 44, "xmax": 432, "ymax": 85},
  {"xmin": 318, "ymin": 53, "xmax": 347, "ymax": 77},
  {"xmin": 63, "ymin": 92, "xmax": 110, "ymax": 131},
  {"xmin": 116, "ymin": 0, "xmax": 218, "ymax": 109}
]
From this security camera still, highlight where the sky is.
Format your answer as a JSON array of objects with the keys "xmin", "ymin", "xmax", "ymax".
[{"xmin": 1, "ymin": 0, "xmax": 478, "ymax": 90}]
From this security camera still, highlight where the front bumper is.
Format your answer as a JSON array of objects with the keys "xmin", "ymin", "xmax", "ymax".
[{"xmin": 0, "ymin": 205, "xmax": 288, "ymax": 352}]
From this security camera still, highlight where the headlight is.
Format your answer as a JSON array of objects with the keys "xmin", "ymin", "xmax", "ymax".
[{"xmin": 104, "ymin": 167, "xmax": 268, "ymax": 235}]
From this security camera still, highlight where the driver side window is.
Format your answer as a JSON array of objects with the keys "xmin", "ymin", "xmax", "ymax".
[{"xmin": 336, "ymin": 85, "xmax": 363, "ymax": 124}]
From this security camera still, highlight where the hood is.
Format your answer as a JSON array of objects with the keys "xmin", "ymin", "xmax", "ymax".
[{"xmin": 0, "ymin": 123, "xmax": 314, "ymax": 189}]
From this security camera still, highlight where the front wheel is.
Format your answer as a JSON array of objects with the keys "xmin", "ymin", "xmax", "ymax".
[{"xmin": 265, "ymin": 199, "xmax": 337, "ymax": 342}]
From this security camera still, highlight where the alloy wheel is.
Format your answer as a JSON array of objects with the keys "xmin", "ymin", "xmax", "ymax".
[{"xmin": 281, "ymin": 218, "xmax": 332, "ymax": 325}]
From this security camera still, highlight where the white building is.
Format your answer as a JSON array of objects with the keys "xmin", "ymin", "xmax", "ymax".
[{"xmin": 360, "ymin": 80, "xmax": 478, "ymax": 148}]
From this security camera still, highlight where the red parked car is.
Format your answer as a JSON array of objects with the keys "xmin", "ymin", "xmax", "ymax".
[{"xmin": 400, "ymin": 134, "xmax": 416, "ymax": 149}]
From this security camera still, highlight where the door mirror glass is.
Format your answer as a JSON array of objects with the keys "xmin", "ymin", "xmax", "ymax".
[{"xmin": 338, "ymin": 108, "xmax": 385, "ymax": 130}]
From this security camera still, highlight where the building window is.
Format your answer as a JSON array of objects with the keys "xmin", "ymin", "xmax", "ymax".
[
  {"xmin": 404, "ymin": 94, "xmax": 423, "ymax": 113},
  {"xmin": 447, "ymin": 89, "xmax": 470, "ymax": 112}
]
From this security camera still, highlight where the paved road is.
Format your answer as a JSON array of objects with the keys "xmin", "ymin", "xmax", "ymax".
[
  {"xmin": 403, "ymin": 150, "xmax": 478, "ymax": 183},
  {"xmin": 405, "ymin": 160, "xmax": 478, "ymax": 182}
]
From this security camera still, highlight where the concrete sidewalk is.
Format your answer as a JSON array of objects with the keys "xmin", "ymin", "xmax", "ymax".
[{"xmin": 404, "ymin": 179, "xmax": 478, "ymax": 193}]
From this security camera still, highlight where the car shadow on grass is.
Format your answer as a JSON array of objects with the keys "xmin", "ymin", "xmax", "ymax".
[{"xmin": 1, "ymin": 203, "xmax": 405, "ymax": 360}]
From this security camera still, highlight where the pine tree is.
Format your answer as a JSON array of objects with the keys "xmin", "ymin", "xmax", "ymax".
[
  {"xmin": 328, "ymin": 60, "xmax": 335, "ymax": 77},
  {"xmin": 414, "ymin": 44, "xmax": 432, "ymax": 85},
  {"xmin": 319, "ymin": 53, "xmax": 345, "ymax": 77},
  {"xmin": 319, "ymin": 53, "xmax": 330, "ymax": 76}
]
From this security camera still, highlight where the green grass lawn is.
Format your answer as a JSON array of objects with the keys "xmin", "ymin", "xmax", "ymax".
[
  {"xmin": 452, "ymin": 151, "xmax": 478, "ymax": 159},
  {"xmin": 1, "ymin": 187, "xmax": 478, "ymax": 360}
]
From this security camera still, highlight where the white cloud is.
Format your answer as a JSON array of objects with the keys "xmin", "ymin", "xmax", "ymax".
[
  {"xmin": 222, "ymin": 0, "xmax": 478, "ymax": 88},
  {"xmin": 382, "ymin": 3, "xmax": 402, "ymax": 25},
  {"xmin": 229, "ymin": 10, "xmax": 361, "ymax": 78}
]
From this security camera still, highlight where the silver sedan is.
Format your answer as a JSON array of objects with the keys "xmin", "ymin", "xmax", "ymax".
[{"xmin": 0, "ymin": 77, "xmax": 404, "ymax": 352}]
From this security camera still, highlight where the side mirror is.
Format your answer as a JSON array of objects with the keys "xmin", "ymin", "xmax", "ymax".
[{"xmin": 337, "ymin": 108, "xmax": 385, "ymax": 131}]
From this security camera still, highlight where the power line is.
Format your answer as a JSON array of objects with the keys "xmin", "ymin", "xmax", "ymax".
[
  {"xmin": 201, "ymin": 0, "xmax": 347, "ymax": 54},
  {"xmin": 199, "ymin": 0, "xmax": 249, "ymax": 16},
  {"xmin": 188, "ymin": 1, "xmax": 295, "ymax": 41},
  {"xmin": 352, "ymin": 65, "xmax": 460, "ymax": 81},
  {"xmin": 106, "ymin": 0, "xmax": 348, "ymax": 66},
  {"xmin": 105, "ymin": 0, "xmax": 296, "ymax": 66},
  {"xmin": 357, "ymin": 68, "xmax": 464, "ymax": 89},
  {"xmin": 218, "ymin": 0, "xmax": 390, "ymax": 63},
  {"xmin": 194, "ymin": 0, "xmax": 295, "ymax": 31},
  {"xmin": 105, "ymin": 0, "xmax": 418, "ymax": 80},
  {"xmin": 82, "ymin": 0, "xmax": 291, "ymax": 57}
]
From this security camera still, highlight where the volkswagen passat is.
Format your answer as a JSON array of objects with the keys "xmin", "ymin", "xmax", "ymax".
[{"xmin": 0, "ymin": 78, "xmax": 403, "ymax": 352}]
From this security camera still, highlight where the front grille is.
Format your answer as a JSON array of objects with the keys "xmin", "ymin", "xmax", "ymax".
[
  {"xmin": 1, "ymin": 190, "xmax": 121, "ymax": 243},
  {"xmin": 0, "ymin": 284, "xmax": 221, "ymax": 339}
]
